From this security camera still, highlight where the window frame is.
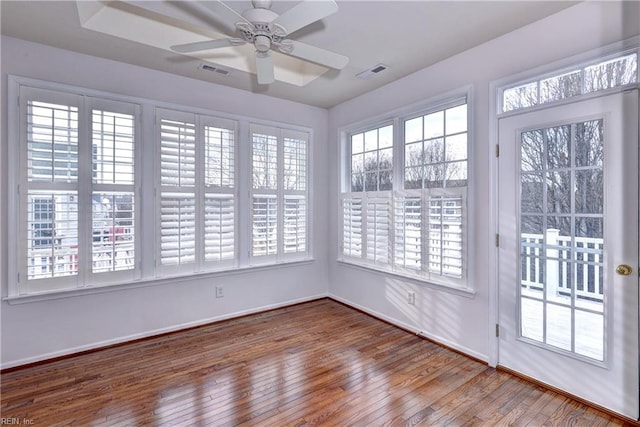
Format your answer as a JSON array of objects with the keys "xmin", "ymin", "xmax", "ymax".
[
  {"xmin": 156, "ymin": 108, "xmax": 239, "ymax": 277},
  {"xmin": 497, "ymin": 47, "xmax": 639, "ymax": 116},
  {"xmin": 6, "ymin": 76, "xmax": 314, "ymax": 302},
  {"xmin": 9, "ymin": 83, "xmax": 142, "ymax": 296},
  {"xmin": 338, "ymin": 91, "xmax": 473, "ymax": 293},
  {"xmin": 89, "ymin": 97, "xmax": 139, "ymax": 283},
  {"xmin": 249, "ymin": 123, "xmax": 310, "ymax": 265},
  {"xmin": 347, "ymin": 122, "xmax": 395, "ymax": 193}
]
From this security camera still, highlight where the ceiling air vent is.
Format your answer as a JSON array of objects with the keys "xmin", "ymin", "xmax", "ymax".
[
  {"xmin": 356, "ymin": 63, "xmax": 389, "ymax": 80},
  {"xmin": 199, "ymin": 64, "xmax": 230, "ymax": 76}
]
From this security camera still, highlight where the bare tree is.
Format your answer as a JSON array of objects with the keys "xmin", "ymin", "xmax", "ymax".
[
  {"xmin": 351, "ymin": 151, "xmax": 392, "ymax": 192},
  {"xmin": 404, "ymin": 141, "xmax": 465, "ymax": 189},
  {"xmin": 520, "ymin": 120, "xmax": 604, "ymax": 238}
]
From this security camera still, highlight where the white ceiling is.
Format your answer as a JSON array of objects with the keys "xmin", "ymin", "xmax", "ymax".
[{"xmin": 1, "ymin": 1, "xmax": 578, "ymax": 109}]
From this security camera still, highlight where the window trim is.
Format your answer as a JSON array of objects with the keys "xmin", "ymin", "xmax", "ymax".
[
  {"xmin": 5, "ymin": 259, "xmax": 316, "ymax": 305},
  {"xmin": 335, "ymin": 260, "xmax": 475, "ymax": 298},
  {"xmin": 337, "ymin": 87, "xmax": 473, "ymax": 293}
]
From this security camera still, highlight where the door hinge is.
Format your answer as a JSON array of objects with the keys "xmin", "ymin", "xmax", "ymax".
[
  {"xmin": 495, "ymin": 233, "xmax": 500, "ymax": 247},
  {"xmin": 495, "ymin": 144, "xmax": 500, "ymax": 158},
  {"xmin": 495, "ymin": 324, "xmax": 500, "ymax": 337}
]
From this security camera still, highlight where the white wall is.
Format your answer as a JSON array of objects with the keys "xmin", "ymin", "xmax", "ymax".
[
  {"xmin": 0, "ymin": 36, "xmax": 330, "ymax": 368},
  {"xmin": 327, "ymin": 1, "xmax": 639, "ymax": 362}
]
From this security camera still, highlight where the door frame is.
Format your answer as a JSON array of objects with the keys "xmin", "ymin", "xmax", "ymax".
[{"xmin": 488, "ymin": 38, "xmax": 640, "ymax": 370}]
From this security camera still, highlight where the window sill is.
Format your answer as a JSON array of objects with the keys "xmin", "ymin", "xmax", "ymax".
[
  {"xmin": 4, "ymin": 258, "xmax": 315, "ymax": 305},
  {"xmin": 336, "ymin": 258, "xmax": 475, "ymax": 298}
]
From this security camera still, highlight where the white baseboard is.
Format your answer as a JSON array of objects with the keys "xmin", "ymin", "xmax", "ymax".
[{"xmin": 1, "ymin": 293, "xmax": 328, "ymax": 370}]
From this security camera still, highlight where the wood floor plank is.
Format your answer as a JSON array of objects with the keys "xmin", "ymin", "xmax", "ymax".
[{"xmin": 1, "ymin": 298, "xmax": 633, "ymax": 426}]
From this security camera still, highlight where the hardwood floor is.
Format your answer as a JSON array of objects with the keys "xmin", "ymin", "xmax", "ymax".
[{"xmin": 0, "ymin": 299, "xmax": 634, "ymax": 426}]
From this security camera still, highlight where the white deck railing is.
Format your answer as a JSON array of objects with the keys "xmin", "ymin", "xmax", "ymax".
[
  {"xmin": 28, "ymin": 242, "xmax": 134, "ymax": 279},
  {"xmin": 521, "ymin": 229, "xmax": 603, "ymax": 302}
]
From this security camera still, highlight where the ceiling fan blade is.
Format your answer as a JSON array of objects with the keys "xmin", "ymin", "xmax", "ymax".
[
  {"xmin": 171, "ymin": 38, "xmax": 245, "ymax": 53},
  {"xmin": 272, "ymin": 0, "xmax": 338, "ymax": 36},
  {"xmin": 198, "ymin": 0, "xmax": 251, "ymax": 33},
  {"xmin": 255, "ymin": 53, "xmax": 275, "ymax": 85},
  {"xmin": 281, "ymin": 40, "xmax": 348, "ymax": 70}
]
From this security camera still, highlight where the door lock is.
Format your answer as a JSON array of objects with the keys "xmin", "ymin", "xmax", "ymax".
[{"xmin": 615, "ymin": 264, "xmax": 633, "ymax": 276}]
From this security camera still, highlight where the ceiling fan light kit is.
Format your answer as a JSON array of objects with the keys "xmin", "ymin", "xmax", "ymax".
[{"xmin": 169, "ymin": 0, "xmax": 349, "ymax": 85}]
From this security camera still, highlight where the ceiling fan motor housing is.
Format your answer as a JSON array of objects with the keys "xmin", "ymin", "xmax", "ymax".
[
  {"xmin": 254, "ymin": 35, "xmax": 271, "ymax": 52},
  {"xmin": 240, "ymin": 6, "xmax": 285, "ymax": 52}
]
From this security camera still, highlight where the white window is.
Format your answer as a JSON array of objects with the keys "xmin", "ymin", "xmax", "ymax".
[
  {"xmin": 340, "ymin": 98, "xmax": 469, "ymax": 290},
  {"xmin": 14, "ymin": 86, "xmax": 139, "ymax": 295},
  {"xmin": 91, "ymin": 106, "xmax": 136, "ymax": 274},
  {"xmin": 250, "ymin": 124, "xmax": 309, "ymax": 264},
  {"xmin": 501, "ymin": 52, "xmax": 638, "ymax": 113},
  {"xmin": 8, "ymin": 78, "xmax": 312, "ymax": 299},
  {"xmin": 350, "ymin": 124, "xmax": 393, "ymax": 192},
  {"xmin": 157, "ymin": 109, "xmax": 237, "ymax": 275}
]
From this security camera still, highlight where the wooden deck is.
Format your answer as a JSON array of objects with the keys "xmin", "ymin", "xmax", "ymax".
[{"xmin": 0, "ymin": 299, "xmax": 633, "ymax": 426}]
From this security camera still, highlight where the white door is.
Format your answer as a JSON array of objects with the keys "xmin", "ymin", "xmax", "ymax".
[{"xmin": 498, "ymin": 90, "xmax": 639, "ymax": 419}]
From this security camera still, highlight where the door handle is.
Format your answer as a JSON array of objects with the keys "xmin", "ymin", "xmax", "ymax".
[{"xmin": 615, "ymin": 264, "xmax": 633, "ymax": 276}]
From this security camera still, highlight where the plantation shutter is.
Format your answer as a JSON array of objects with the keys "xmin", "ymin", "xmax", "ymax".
[
  {"xmin": 251, "ymin": 124, "xmax": 278, "ymax": 261},
  {"xmin": 252, "ymin": 195, "xmax": 278, "ymax": 257},
  {"xmin": 158, "ymin": 113, "xmax": 197, "ymax": 271},
  {"xmin": 159, "ymin": 195, "xmax": 196, "ymax": 265},
  {"xmin": 365, "ymin": 193, "xmax": 392, "ymax": 265},
  {"xmin": 394, "ymin": 191, "xmax": 422, "ymax": 271},
  {"xmin": 341, "ymin": 195, "xmax": 363, "ymax": 259},
  {"xmin": 158, "ymin": 110, "xmax": 237, "ymax": 273},
  {"xmin": 250, "ymin": 124, "xmax": 309, "ymax": 264},
  {"xmin": 202, "ymin": 118, "xmax": 236, "ymax": 267},
  {"xmin": 17, "ymin": 86, "xmax": 141, "ymax": 295},
  {"xmin": 339, "ymin": 188, "xmax": 466, "ymax": 287},
  {"xmin": 160, "ymin": 118, "xmax": 196, "ymax": 188},
  {"xmin": 23, "ymin": 90, "xmax": 81, "ymax": 291},
  {"xmin": 283, "ymin": 195, "xmax": 306, "ymax": 254},
  {"xmin": 427, "ymin": 190, "xmax": 465, "ymax": 280},
  {"xmin": 282, "ymin": 129, "xmax": 307, "ymax": 257},
  {"xmin": 204, "ymin": 195, "xmax": 234, "ymax": 262},
  {"xmin": 90, "ymin": 99, "xmax": 137, "ymax": 279}
]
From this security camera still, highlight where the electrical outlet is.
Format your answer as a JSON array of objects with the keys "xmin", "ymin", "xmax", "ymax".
[
  {"xmin": 215, "ymin": 285, "xmax": 224, "ymax": 298},
  {"xmin": 407, "ymin": 291, "xmax": 416, "ymax": 305}
]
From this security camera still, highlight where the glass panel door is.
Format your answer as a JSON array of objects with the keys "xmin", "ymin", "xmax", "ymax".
[{"xmin": 498, "ymin": 91, "xmax": 639, "ymax": 419}]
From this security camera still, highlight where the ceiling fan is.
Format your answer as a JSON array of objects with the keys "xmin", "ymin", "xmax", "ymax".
[{"xmin": 169, "ymin": 0, "xmax": 349, "ymax": 85}]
